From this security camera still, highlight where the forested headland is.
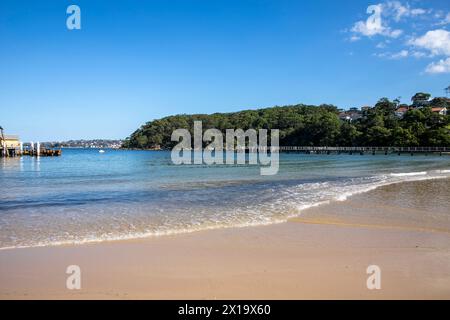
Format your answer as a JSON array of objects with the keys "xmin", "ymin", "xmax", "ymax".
[{"xmin": 123, "ymin": 93, "xmax": 450, "ymax": 149}]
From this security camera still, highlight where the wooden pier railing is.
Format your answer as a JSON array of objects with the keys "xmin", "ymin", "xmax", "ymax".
[
  {"xmin": 244, "ymin": 146, "xmax": 450, "ymax": 155},
  {"xmin": 0, "ymin": 148, "xmax": 62, "ymax": 157}
]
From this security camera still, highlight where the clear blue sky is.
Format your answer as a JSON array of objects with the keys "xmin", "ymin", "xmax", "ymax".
[{"xmin": 1, "ymin": 0, "xmax": 449, "ymax": 141}]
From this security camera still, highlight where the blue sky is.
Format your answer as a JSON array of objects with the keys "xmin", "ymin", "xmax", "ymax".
[{"xmin": 0, "ymin": 0, "xmax": 449, "ymax": 141}]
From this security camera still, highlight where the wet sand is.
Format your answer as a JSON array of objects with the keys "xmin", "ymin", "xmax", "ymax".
[{"xmin": 1, "ymin": 178, "xmax": 450, "ymax": 299}]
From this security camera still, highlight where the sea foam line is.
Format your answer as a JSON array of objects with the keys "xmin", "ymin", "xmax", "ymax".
[
  {"xmin": 1, "ymin": 170, "xmax": 449, "ymax": 251},
  {"xmin": 390, "ymin": 171, "xmax": 427, "ymax": 177}
]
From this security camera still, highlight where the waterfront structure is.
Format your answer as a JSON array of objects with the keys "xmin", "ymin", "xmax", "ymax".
[
  {"xmin": 0, "ymin": 127, "xmax": 21, "ymax": 157},
  {"xmin": 0, "ymin": 127, "xmax": 61, "ymax": 157}
]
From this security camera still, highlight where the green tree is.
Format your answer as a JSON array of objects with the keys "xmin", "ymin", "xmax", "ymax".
[
  {"xmin": 123, "ymin": 95, "xmax": 450, "ymax": 149},
  {"xmin": 338, "ymin": 122, "xmax": 361, "ymax": 146},
  {"xmin": 411, "ymin": 92, "xmax": 431, "ymax": 107}
]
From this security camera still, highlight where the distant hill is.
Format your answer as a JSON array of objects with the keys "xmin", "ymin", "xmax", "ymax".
[{"xmin": 123, "ymin": 95, "xmax": 450, "ymax": 149}]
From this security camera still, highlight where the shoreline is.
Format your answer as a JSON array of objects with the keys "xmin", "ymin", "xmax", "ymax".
[
  {"xmin": 1, "ymin": 174, "xmax": 449, "ymax": 252},
  {"xmin": 1, "ymin": 178, "xmax": 450, "ymax": 299}
]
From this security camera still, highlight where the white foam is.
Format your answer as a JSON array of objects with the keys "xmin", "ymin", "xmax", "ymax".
[
  {"xmin": 390, "ymin": 171, "xmax": 427, "ymax": 177},
  {"xmin": 2, "ymin": 169, "xmax": 450, "ymax": 251}
]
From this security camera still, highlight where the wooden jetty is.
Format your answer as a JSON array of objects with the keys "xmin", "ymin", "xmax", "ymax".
[
  {"xmin": 0, "ymin": 130, "xmax": 61, "ymax": 158},
  {"xmin": 20, "ymin": 149, "xmax": 62, "ymax": 157},
  {"xmin": 1, "ymin": 126, "xmax": 61, "ymax": 157},
  {"xmin": 246, "ymin": 146, "xmax": 450, "ymax": 155},
  {"xmin": 1, "ymin": 148, "xmax": 62, "ymax": 157}
]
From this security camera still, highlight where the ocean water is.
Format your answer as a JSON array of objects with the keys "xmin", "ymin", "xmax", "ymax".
[{"xmin": 0, "ymin": 148, "xmax": 449, "ymax": 249}]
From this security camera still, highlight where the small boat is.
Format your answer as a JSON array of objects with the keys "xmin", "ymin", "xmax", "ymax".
[{"xmin": 99, "ymin": 149, "xmax": 105, "ymax": 153}]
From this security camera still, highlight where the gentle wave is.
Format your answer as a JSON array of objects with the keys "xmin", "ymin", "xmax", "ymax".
[
  {"xmin": 1, "ymin": 169, "xmax": 449, "ymax": 250},
  {"xmin": 390, "ymin": 171, "xmax": 427, "ymax": 177}
]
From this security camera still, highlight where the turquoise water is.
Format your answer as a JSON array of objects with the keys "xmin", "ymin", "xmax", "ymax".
[{"xmin": 0, "ymin": 148, "xmax": 449, "ymax": 249}]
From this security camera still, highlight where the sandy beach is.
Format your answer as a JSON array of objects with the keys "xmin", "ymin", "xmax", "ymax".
[
  {"xmin": 2, "ymin": 0, "xmax": 450, "ymax": 303},
  {"xmin": 1, "ymin": 178, "xmax": 450, "ymax": 300}
]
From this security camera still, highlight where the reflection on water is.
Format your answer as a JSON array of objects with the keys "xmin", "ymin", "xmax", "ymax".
[{"xmin": 0, "ymin": 149, "xmax": 449, "ymax": 249}]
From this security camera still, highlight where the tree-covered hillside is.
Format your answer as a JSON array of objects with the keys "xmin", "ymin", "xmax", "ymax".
[{"xmin": 123, "ymin": 94, "xmax": 450, "ymax": 149}]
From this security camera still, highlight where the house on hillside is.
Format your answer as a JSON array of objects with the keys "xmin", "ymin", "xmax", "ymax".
[
  {"xmin": 395, "ymin": 106, "xmax": 409, "ymax": 118},
  {"xmin": 431, "ymin": 107, "xmax": 447, "ymax": 116},
  {"xmin": 339, "ymin": 110, "xmax": 362, "ymax": 122}
]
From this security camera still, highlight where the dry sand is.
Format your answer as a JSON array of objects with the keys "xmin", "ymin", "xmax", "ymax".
[{"xmin": 1, "ymin": 179, "xmax": 450, "ymax": 299}]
